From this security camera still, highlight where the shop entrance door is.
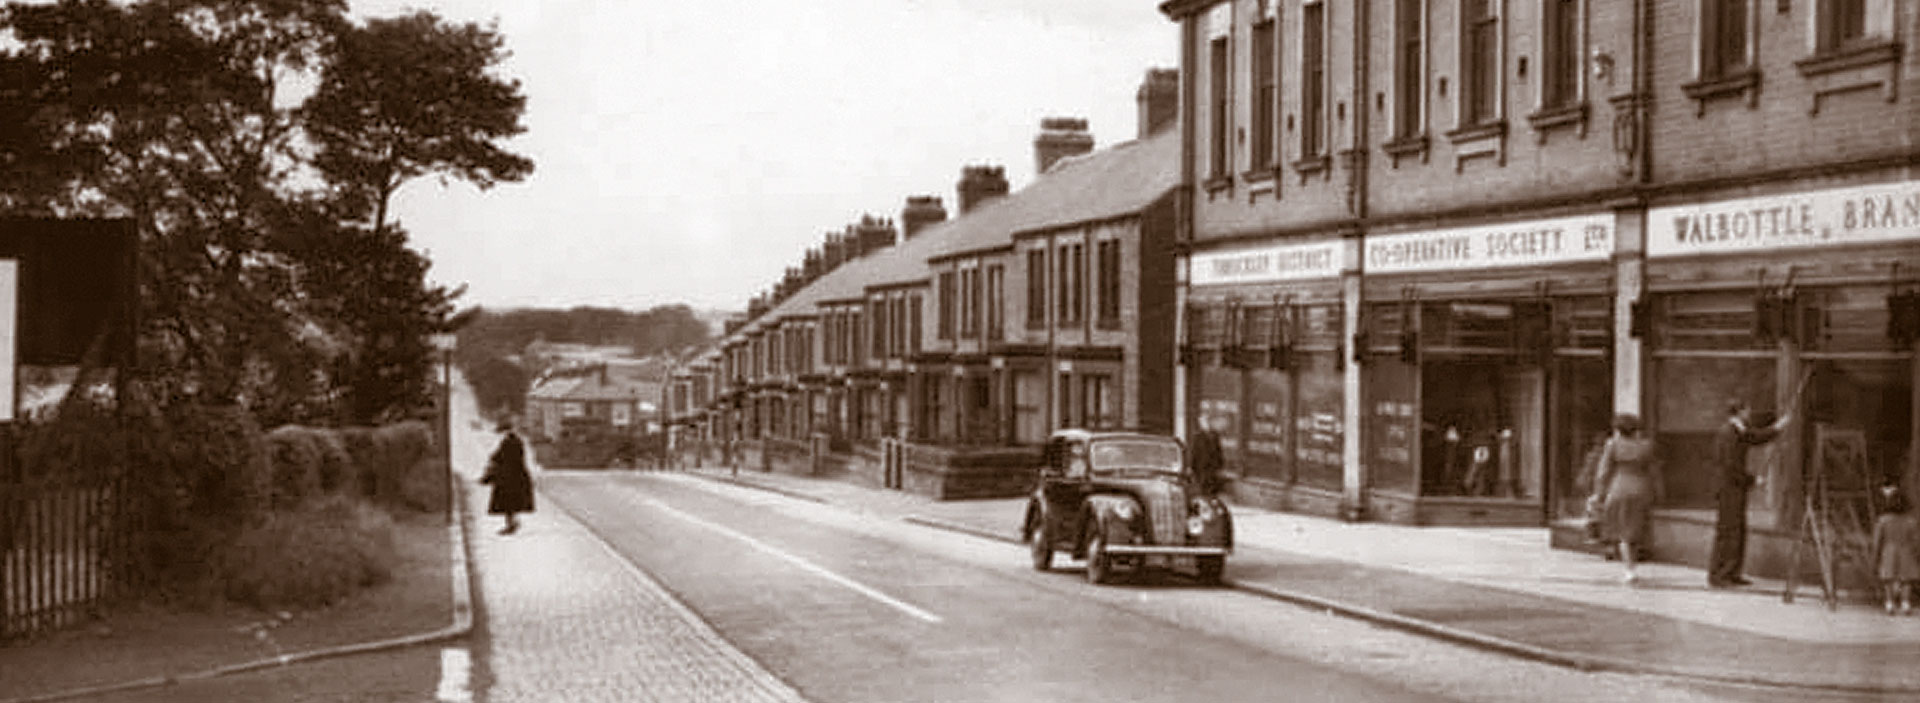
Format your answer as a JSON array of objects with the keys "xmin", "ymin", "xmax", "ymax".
[{"xmin": 1420, "ymin": 356, "xmax": 1546, "ymax": 500}]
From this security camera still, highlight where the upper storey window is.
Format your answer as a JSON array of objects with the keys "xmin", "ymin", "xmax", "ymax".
[
  {"xmin": 1208, "ymin": 34, "xmax": 1232, "ymax": 183},
  {"xmin": 1539, "ymin": 0, "xmax": 1582, "ymax": 111},
  {"xmin": 1300, "ymin": 0, "xmax": 1328, "ymax": 158},
  {"xmin": 1393, "ymin": 0, "xmax": 1425, "ymax": 141},
  {"xmin": 1460, "ymin": 0, "xmax": 1502, "ymax": 127},
  {"xmin": 1700, "ymin": 0, "xmax": 1752, "ymax": 80}
]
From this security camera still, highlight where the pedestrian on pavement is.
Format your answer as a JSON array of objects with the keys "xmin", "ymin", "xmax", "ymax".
[
  {"xmin": 1592, "ymin": 413, "xmax": 1662, "ymax": 584},
  {"xmin": 481, "ymin": 419, "xmax": 535, "ymax": 535},
  {"xmin": 1190, "ymin": 414, "xmax": 1225, "ymax": 497},
  {"xmin": 1709, "ymin": 399, "xmax": 1791, "ymax": 588},
  {"xmin": 1872, "ymin": 486, "xmax": 1919, "ymax": 615}
]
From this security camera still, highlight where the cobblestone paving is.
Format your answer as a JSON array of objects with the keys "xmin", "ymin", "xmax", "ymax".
[{"xmin": 464, "ymin": 483, "xmax": 808, "ymax": 703}]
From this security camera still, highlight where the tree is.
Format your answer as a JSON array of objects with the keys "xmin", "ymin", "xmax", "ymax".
[
  {"xmin": 302, "ymin": 10, "xmax": 532, "ymax": 237},
  {"xmin": 1, "ymin": 0, "xmax": 349, "ymax": 419}
]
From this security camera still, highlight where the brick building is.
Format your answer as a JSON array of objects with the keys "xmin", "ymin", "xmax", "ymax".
[
  {"xmin": 1157, "ymin": 0, "xmax": 1918, "ymax": 578},
  {"xmin": 685, "ymin": 70, "xmax": 1184, "ymax": 498}
]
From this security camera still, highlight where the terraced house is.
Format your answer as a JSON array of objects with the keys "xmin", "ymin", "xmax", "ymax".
[
  {"xmin": 679, "ymin": 70, "xmax": 1183, "ymax": 499},
  {"xmin": 1157, "ymin": 0, "xmax": 1918, "ymax": 579}
]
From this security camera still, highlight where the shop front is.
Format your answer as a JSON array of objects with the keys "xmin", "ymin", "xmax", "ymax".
[
  {"xmin": 1359, "ymin": 213, "xmax": 1617, "ymax": 526},
  {"xmin": 1184, "ymin": 239, "xmax": 1349, "ymax": 517},
  {"xmin": 1640, "ymin": 178, "xmax": 1920, "ymax": 576}
]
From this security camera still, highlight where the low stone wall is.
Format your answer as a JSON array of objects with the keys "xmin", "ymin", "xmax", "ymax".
[
  {"xmin": 901, "ymin": 444, "xmax": 1041, "ymax": 500},
  {"xmin": 762, "ymin": 436, "xmax": 812, "ymax": 475}
]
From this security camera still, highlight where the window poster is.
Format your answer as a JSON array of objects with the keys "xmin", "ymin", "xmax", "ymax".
[
  {"xmin": 1196, "ymin": 364, "xmax": 1245, "ymax": 469},
  {"xmin": 1364, "ymin": 358, "xmax": 1418, "ymax": 494},
  {"xmin": 1293, "ymin": 353, "xmax": 1344, "ymax": 491},
  {"xmin": 1242, "ymin": 368, "xmax": 1292, "ymax": 482}
]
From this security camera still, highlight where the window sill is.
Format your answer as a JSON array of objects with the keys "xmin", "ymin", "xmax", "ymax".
[
  {"xmin": 1680, "ymin": 69, "xmax": 1760, "ymax": 116},
  {"xmin": 1203, "ymin": 175, "xmax": 1234, "ymax": 198},
  {"xmin": 1381, "ymin": 134, "xmax": 1429, "ymax": 168},
  {"xmin": 1240, "ymin": 167, "xmax": 1276, "ymax": 184},
  {"xmin": 1291, "ymin": 154, "xmax": 1331, "ymax": 184},
  {"xmin": 1443, "ymin": 121, "xmax": 1507, "ymax": 172},
  {"xmin": 1794, "ymin": 41, "xmax": 1901, "ymax": 114},
  {"xmin": 1525, "ymin": 102, "xmax": 1588, "ymax": 144},
  {"xmin": 1096, "ymin": 318, "xmax": 1122, "ymax": 331}
]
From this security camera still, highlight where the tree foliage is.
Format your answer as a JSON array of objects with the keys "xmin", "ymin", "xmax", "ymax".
[
  {"xmin": 0, "ymin": 0, "xmax": 530, "ymax": 425},
  {"xmin": 303, "ymin": 10, "xmax": 532, "ymax": 235}
]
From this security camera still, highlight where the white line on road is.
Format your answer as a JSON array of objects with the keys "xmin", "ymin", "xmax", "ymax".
[
  {"xmin": 644, "ymin": 498, "xmax": 945, "ymax": 624},
  {"xmin": 436, "ymin": 647, "xmax": 471, "ymax": 703}
]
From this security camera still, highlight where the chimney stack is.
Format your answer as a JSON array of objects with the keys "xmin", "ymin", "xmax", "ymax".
[
  {"xmin": 957, "ymin": 165, "xmax": 1009, "ymax": 214},
  {"xmin": 900, "ymin": 195, "xmax": 947, "ymax": 239},
  {"xmin": 854, "ymin": 214, "xmax": 897, "ymax": 255},
  {"xmin": 822, "ymin": 232, "xmax": 846, "ymax": 270},
  {"xmin": 1034, "ymin": 117, "xmax": 1094, "ymax": 174},
  {"xmin": 1136, "ymin": 68, "xmax": 1179, "ymax": 138},
  {"xmin": 803, "ymin": 247, "xmax": 823, "ymax": 281}
]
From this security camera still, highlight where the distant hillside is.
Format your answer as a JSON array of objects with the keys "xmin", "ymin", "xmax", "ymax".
[{"xmin": 453, "ymin": 304, "xmax": 711, "ymax": 420}]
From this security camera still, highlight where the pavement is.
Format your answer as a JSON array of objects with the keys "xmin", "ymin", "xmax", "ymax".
[{"xmin": 682, "ymin": 464, "xmax": 1920, "ymax": 695}]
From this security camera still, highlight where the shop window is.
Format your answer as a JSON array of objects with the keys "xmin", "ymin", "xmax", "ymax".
[
  {"xmin": 1292, "ymin": 352, "xmax": 1345, "ymax": 492},
  {"xmin": 1422, "ymin": 301, "xmax": 1517, "ymax": 352},
  {"xmin": 1652, "ymin": 355, "xmax": 1778, "ymax": 512},
  {"xmin": 1419, "ymin": 358, "xmax": 1544, "ymax": 499},
  {"xmin": 1651, "ymin": 290, "xmax": 1769, "ymax": 351},
  {"xmin": 1242, "ymin": 367, "xmax": 1292, "ymax": 482}
]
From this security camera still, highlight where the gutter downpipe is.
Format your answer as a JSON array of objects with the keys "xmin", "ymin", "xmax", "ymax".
[
  {"xmin": 1340, "ymin": 0, "xmax": 1372, "ymax": 521},
  {"xmin": 1171, "ymin": 7, "xmax": 1198, "ymax": 445}
]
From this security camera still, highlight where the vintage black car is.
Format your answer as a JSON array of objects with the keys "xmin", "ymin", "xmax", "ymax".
[{"xmin": 1021, "ymin": 429, "xmax": 1232, "ymax": 584}]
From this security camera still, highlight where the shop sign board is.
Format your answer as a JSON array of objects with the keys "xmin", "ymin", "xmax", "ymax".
[
  {"xmin": 1647, "ymin": 180, "xmax": 1920, "ymax": 258},
  {"xmin": 1190, "ymin": 240, "xmax": 1343, "ymax": 286},
  {"xmin": 1366, "ymin": 214, "xmax": 1614, "ymax": 274}
]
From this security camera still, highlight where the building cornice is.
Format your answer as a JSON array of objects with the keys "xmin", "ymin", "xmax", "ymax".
[{"xmin": 1158, "ymin": 0, "xmax": 1215, "ymax": 20}]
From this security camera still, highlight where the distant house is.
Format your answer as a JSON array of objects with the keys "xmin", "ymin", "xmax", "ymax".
[{"xmin": 523, "ymin": 364, "xmax": 659, "ymax": 443}]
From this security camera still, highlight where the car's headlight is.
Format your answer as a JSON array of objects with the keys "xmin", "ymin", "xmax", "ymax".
[
  {"xmin": 1191, "ymin": 499, "xmax": 1217, "ymax": 522},
  {"xmin": 1111, "ymin": 501, "xmax": 1137, "ymax": 521},
  {"xmin": 1187, "ymin": 516, "xmax": 1206, "ymax": 536}
]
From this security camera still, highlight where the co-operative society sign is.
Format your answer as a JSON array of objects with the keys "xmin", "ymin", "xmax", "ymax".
[
  {"xmin": 1365, "ymin": 214, "xmax": 1615, "ymax": 274},
  {"xmin": 1647, "ymin": 180, "xmax": 1920, "ymax": 258}
]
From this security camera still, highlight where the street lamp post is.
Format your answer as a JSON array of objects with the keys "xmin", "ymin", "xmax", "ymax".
[{"xmin": 431, "ymin": 333, "xmax": 458, "ymax": 524}]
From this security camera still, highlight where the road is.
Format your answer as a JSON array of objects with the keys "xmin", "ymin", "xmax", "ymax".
[{"xmin": 62, "ymin": 373, "xmax": 1913, "ymax": 703}]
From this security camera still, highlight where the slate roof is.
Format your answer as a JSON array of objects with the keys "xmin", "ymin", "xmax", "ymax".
[{"xmin": 729, "ymin": 126, "xmax": 1178, "ymax": 342}]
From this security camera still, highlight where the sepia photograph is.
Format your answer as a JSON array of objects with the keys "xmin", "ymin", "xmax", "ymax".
[{"xmin": 2, "ymin": 0, "xmax": 1918, "ymax": 701}]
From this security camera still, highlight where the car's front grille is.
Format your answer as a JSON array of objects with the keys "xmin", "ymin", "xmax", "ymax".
[{"xmin": 1144, "ymin": 483, "xmax": 1185, "ymax": 545}]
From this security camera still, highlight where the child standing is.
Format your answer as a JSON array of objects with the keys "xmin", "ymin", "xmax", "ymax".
[{"xmin": 1872, "ymin": 487, "xmax": 1920, "ymax": 615}]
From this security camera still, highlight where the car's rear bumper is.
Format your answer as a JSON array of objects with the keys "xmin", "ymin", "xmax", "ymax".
[{"xmin": 1101, "ymin": 545, "xmax": 1230, "ymax": 556}]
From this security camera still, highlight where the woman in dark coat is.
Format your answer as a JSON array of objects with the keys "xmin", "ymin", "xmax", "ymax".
[{"xmin": 481, "ymin": 421, "xmax": 534, "ymax": 534}]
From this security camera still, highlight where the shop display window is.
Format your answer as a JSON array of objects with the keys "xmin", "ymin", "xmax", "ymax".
[
  {"xmin": 1652, "ymin": 355, "xmax": 1777, "ymax": 511},
  {"xmin": 1551, "ymin": 357, "xmax": 1613, "ymax": 520},
  {"xmin": 1294, "ymin": 352, "xmax": 1345, "ymax": 492},
  {"xmin": 1242, "ymin": 368, "xmax": 1293, "ymax": 483},
  {"xmin": 1419, "ymin": 358, "xmax": 1545, "ymax": 499}
]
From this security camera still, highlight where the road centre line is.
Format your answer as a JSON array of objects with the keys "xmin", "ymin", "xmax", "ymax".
[{"xmin": 644, "ymin": 498, "xmax": 945, "ymax": 624}]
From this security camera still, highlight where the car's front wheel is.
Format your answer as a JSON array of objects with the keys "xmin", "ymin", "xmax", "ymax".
[
  {"xmin": 1085, "ymin": 529, "xmax": 1112, "ymax": 585},
  {"xmin": 1195, "ymin": 555, "xmax": 1225, "ymax": 585},
  {"xmin": 1030, "ymin": 519, "xmax": 1054, "ymax": 572}
]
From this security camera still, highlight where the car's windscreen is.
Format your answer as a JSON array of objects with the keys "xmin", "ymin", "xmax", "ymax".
[{"xmin": 1089, "ymin": 440, "xmax": 1183, "ymax": 475}]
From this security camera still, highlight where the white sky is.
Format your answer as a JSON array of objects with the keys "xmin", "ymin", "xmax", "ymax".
[{"xmin": 347, "ymin": 1, "xmax": 1177, "ymax": 314}]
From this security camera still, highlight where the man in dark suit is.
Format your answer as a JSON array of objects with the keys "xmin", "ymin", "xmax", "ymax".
[
  {"xmin": 1709, "ymin": 400, "xmax": 1792, "ymax": 588},
  {"xmin": 1190, "ymin": 414, "xmax": 1225, "ymax": 497}
]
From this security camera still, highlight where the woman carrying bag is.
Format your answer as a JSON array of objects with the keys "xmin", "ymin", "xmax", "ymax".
[{"xmin": 1592, "ymin": 413, "xmax": 1662, "ymax": 585}]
